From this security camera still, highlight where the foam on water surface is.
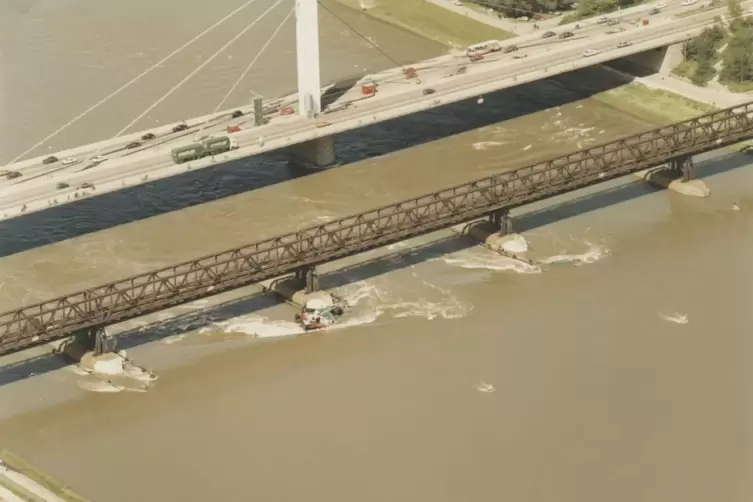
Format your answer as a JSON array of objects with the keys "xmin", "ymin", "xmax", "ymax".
[
  {"xmin": 539, "ymin": 243, "xmax": 609, "ymax": 266},
  {"xmin": 659, "ymin": 312, "xmax": 689, "ymax": 324}
]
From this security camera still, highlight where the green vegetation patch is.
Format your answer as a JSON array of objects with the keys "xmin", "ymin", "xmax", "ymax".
[
  {"xmin": 594, "ymin": 82, "xmax": 716, "ymax": 124},
  {"xmin": 674, "ymin": 0, "xmax": 753, "ymax": 90},
  {"xmin": 467, "ymin": 0, "xmax": 570, "ymax": 19},
  {"xmin": 673, "ymin": 24, "xmax": 727, "ymax": 85},
  {"xmin": 0, "ymin": 449, "xmax": 89, "ymax": 502},
  {"xmin": 719, "ymin": 10, "xmax": 753, "ymax": 90},
  {"xmin": 560, "ymin": 0, "xmax": 643, "ymax": 24},
  {"xmin": 334, "ymin": 0, "xmax": 513, "ymax": 47}
]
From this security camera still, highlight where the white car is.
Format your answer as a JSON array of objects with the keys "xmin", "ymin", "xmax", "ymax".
[
  {"xmin": 582, "ymin": 49, "xmax": 601, "ymax": 57},
  {"xmin": 681, "ymin": 0, "xmax": 697, "ymax": 6},
  {"xmin": 655, "ymin": 1, "xmax": 668, "ymax": 7},
  {"xmin": 89, "ymin": 155, "xmax": 107, "ymax": 164},
  {"xmin": 61, "ymin": 157, "xmax": 76, "ymax": 165}
]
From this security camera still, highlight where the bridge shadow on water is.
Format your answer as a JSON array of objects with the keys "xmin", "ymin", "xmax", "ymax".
[
  {"xmin": 0, "ymin": 66, "xmax": 638, "ymax": 258},
  {"xmin": 1, "ymin": 148, "xmax": 749, "ymax": 387}
]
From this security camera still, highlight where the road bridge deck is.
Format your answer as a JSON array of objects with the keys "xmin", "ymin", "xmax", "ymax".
[
  {"xmin": 1, "ymin": 2, "xmax": 750, "ymax": 221},
  {"xmin": 1, "ymin": 101, "xmax": 752, "ymax": 358}
]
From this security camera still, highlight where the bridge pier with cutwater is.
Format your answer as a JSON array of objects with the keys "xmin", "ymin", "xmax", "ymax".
[
  {"xmin": 53, "ymin": 325, "xmax": 116, "ymax": 361},
  {"xmin": 633, "ymin": 154, "xmax": 709, "ymax": 197},
  {"xmin": 0, "ymin": 102, "xmax": 751, "ymax": 360},
  {"xmin": 261, "ymin": 264, "xmax": 342, "ymax": 312},
  {"xmin": 451, "ymin": 209, "xmax": 536, "ymax": 266},
  {"xmin": 51, "ymin": 324, "xmax": 140, "ymax": 378}
]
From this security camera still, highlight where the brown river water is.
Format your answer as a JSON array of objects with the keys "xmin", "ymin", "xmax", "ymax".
[{"xmin": 0, "ymin": 0, "xmax": 752, "ymax": 501}]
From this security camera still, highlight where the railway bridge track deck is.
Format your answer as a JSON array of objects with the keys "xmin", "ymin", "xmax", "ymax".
[{"xmin": 1, "ymin": 102, "xmax": 752, "ymax": 358}]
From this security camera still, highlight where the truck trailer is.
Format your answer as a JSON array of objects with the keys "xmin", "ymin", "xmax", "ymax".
[
  {"xmin": 170, "ymin": 136, "xmax": 237, "ymax": 164},
  {"xmin": 171, "ymin": 143, "xmax": 206, "ymax": 164},
  {"xmin": 202, "ymin": 136, "xmax": 237, "ymax": 155}
]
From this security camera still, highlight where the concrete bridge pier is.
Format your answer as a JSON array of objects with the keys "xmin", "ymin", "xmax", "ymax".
[
  {"xmin": 289, "ymin": 136, "xmax": 337, "ymax": 168},
  {"xmin": 670, "ymin": 155, "xmax": 695, "ymax": 182},
  {"xmin": 451, "ymin": 212, "xmax": 536, "ymax": 267},
  {"xmin": 50, "ymin": 325, "xmax": 118, "ymax": 366},
  {"xmin": 262, "ymin": 265, "xmax": 337, "ymax": 310},
  {"xmin": 490, "ymin": 209, "xmax": 513, "ymax": 235},
  {"xmin": 64, "ymin": 326, "xmax": 116, "ymax": 358},
  {"xmin": 295, "ymin": 266, "xmax": 320, "ymax": 294},
  {"xmin": 633, "ymin": 155, "xmax": 709, "ymax": 197}
]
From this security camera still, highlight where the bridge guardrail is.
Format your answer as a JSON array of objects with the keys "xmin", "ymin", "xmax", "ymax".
[{"xmin": 1, "ymin": 102, "xmax": 752, "ymax": 356}]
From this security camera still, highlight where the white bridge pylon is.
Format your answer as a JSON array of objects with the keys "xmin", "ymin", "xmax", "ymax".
[{"xmin": 296, "ymin": 0, "xmax": 322, "ymax": 118}]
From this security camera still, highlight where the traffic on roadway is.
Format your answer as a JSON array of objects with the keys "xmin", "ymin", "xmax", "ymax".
[{"xmin": 0, "ymin": 0, "xmax": 747, "ymax": 220}]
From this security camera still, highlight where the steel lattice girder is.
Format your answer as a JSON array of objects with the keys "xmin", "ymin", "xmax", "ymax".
[{"xmin": 1, "ymin": 102, "xmax": 752, "ymax": 356}]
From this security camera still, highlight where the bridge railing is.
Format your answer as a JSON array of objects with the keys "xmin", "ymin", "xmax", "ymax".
[{"xmin": 1, "ymin": 102, "xmax": 752, "ymax": 356}]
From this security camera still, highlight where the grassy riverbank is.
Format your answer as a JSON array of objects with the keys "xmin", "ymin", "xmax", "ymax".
[
  {"xmin": 594, "ymin": 81, "xmax": 753, "ymax": 149},
  {"xmin": 332, "ymin": 0, "xmax": 512, "ymax": 47},
  {"xmin": 594, "ymin": 82, "xmax": 716, "ymax": 124}
]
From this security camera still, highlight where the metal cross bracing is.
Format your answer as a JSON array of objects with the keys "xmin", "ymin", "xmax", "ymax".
[{"xmin": 1, "ymin": 101, "xmax": 752, "ymax": 357}]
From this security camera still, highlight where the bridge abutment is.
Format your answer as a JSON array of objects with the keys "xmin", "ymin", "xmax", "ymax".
[{"xmin": 289, "ymin": 135, "xmax": 337, "ymax": 168}]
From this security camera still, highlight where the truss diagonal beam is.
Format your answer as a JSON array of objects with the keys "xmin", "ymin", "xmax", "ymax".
[{"xmin": 1, "ymin": 102, "xmax": 752, "ymax": 357}]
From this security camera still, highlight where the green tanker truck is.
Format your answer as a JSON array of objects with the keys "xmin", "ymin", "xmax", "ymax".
[{"xmin": 170, "ymin": 136, "xmax": 238, "ymax": 164}]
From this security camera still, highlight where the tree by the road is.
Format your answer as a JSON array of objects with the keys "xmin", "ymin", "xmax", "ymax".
[{"xmin": 720, "ymin": 20, "xmax": 753, "ymax": 88}]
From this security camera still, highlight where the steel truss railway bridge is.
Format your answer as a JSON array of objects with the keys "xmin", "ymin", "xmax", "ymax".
[{"xmin": 1, "ymin": 102, "xmax": 752, "ymax": 359}]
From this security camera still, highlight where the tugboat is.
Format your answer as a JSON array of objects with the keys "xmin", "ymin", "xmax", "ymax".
[{"xmin": 294, "ymin": 293, "xmax": 349, "ymax": 331}]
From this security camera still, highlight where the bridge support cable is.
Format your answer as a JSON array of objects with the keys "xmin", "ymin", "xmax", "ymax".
[
  {"xmin": 0, "ymin": 102, "xmax": 752, "ymax": 357},
  {"xmin": 9, "ymin": 0, "xmax": 264, "ymax": 164},
  {"xmin": 195, "ymin": 6, "xmax": 295, "ymax": 140},
  {"xmin": 316, "ymin": 1, "xmax": 419, "ymax": 82},
  {"xmin": 93, "ymin": 0, "xmax": 289, "ymax": 157}
]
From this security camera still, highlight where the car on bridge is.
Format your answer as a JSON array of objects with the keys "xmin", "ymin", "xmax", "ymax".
[
  {"xmin": 43, "ymin": 155, "xmax": 58, "ymax": 164},
  {"xmin": 89, "ymin": 155, "xmax": 107, "ymax": 164},
  {"xmin": 617, "ymin": 41, "xmax": 632, "ymax": 48},
  {"xmin": 513, "ymin": 53, "xmax": 529, "ymax": 59},
  {"xmin": 141, "ymin": 132, "xmax": 156, "ymax": 141},
  {"xmin": 503, "ymin": 44, "xmax": 519, "ymax": 53},
  {"xmin": 558, "ymin": 31, "xmax": 574, "ymax": 39},
  {"xmin": 56, "ymin": 182, "xmax": 70, "ymax": 190},
  {"xmin": 649, "ymin": 7, "xmax": 661, "ymax": 14},
  {"xmin": 172, "ymin": 123, "xmax": 190, "ymax": 133},
  {"xmin": 541, "ymin": 31, "xmax": 556, "ymax": 38},
  {"xmin": 606, "ymin": 19, "xmax": 620, "ymax": 26},
  {"xmin": 231, "ymin": 110, "xmax": 244, "ymax": 119},
  {"xmin": 61, "ymin": 157, "xmax": 76, "ymax": 165},
  {"xmin": 583, "ymin": 49, "xmax": 601, "ymax": 57},
  {"xmin": 125, "ymin": 141, "xmax": 141, "ymax": 149},
  {"xmin": 77, "ymin": 182, "xmax": 95, "ymax": 190},
  {"xmin": 597, "ymin": 16, "xmax": 610, "ymax": 23}
]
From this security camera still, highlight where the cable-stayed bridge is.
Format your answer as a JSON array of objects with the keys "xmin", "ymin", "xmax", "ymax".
[{"xmin": 0, "ymin": 0, "xmax": 748, "ymax": 221}]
